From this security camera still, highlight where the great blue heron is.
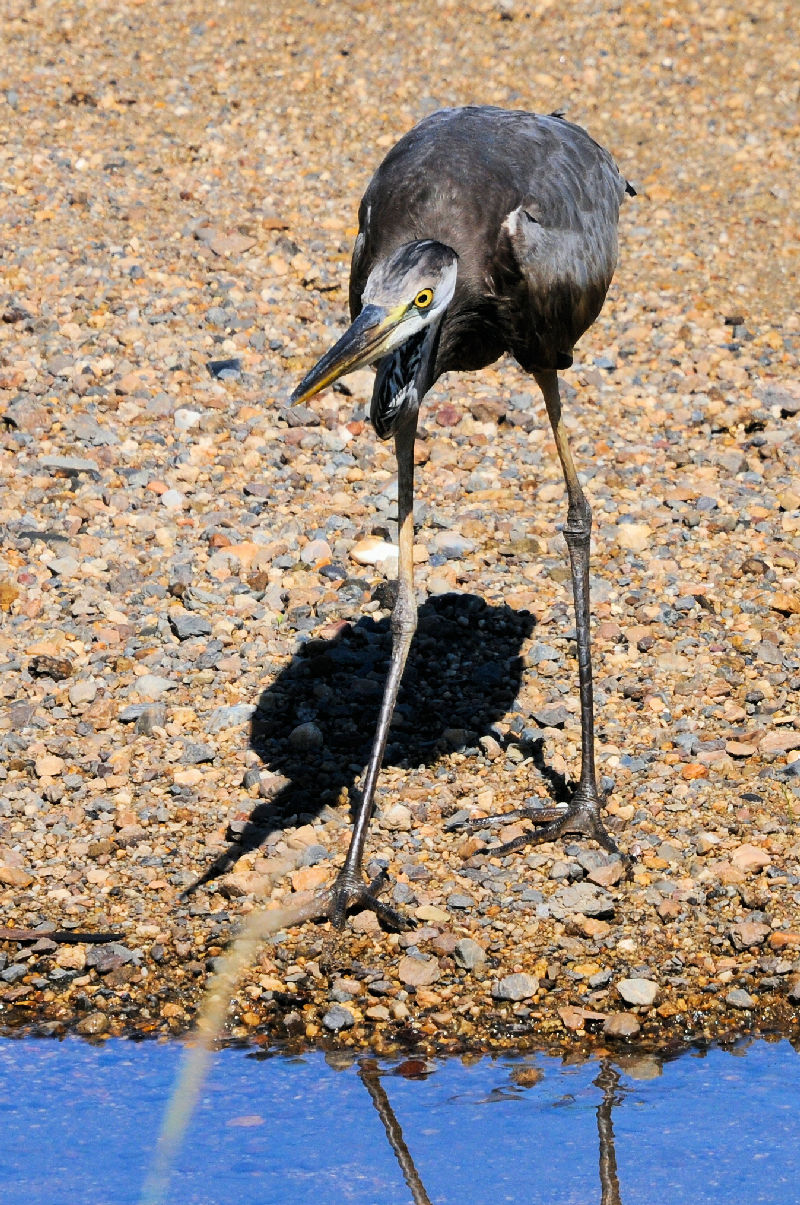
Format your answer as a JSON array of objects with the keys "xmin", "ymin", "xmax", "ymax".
[{"xmin": 291, "ymin": 105, "xmax": 635, "ymax": 929}]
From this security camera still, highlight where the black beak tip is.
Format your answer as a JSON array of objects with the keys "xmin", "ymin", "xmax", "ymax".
[{"xmin": 286, "ymin": 378, "xmax": 312, "ymax": 408}]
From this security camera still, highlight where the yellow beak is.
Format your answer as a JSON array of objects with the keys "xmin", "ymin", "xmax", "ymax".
[{"xmin": 289, "ymin": 303, "xmax": 406, "ymax": 406}]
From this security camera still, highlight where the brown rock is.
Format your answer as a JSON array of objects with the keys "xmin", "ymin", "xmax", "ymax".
[
  {"xmin": 730, "ymin": 844, "xmax": 772, "ymax": 873},
  {"xmin": 55, "ymin": 945, "xmax": 86, "ymax": 971},
  {"xmin": 567, "ymin": 915, "xmax": 611, "ymax": 939},
  {"xmin": 603, "ymin": 1012, "xmax": 642, "ymax": 1039},
  {"xmin": 351, "ymin": 910, "xmax": 380, "ymax": 933},
  {"xmin": 34, "ymin": 753, "xmax": 65, "ymax": 777},
  {"xmin": 207, "ymin": 231, "xmax": 257, "ymax": 257},
  {"xmin": 682, "ymin": 764, "xmax": 708, "ymax": 780},
  {"xmin": 29, "ymin": 654, "xmax": 74, "ymax": 679},
  {"xmin": 769, "ymin": 590, "xmax": 800, "ymax": 615},
  {"xmin": 398, "ymin": 954, "xmax": 441, "ymax": 988},
  {"xmin": 366, "ymin": 1004, "xmax": 391, "ymax": 1021},
  {"xmin": 0, "ymin": 866, "xmax": 34, "ymax": 888},
  {"xmin": 725, "ymin": 740, "xmax": 757, "ymax": 758},
  {"xmin": 115, "ymin": 371, "xmax": 153, "ymax": 395},
  {"xmin": 433, "ymin": 932, "xmax": 461, "ymax": 956},
  {"xmin": 656, "ymin": 897, "xmax": 682, "ymax": 921},
  {"xmin": 290, "ymin": 864, "xmax": 329, "ymax": 893},
  {"xmin": 380, "ymin": 803, "xmax": 413, "ymax": 831},
  {"xmin": 587, "ymin": 861, "xmax": 626, "ymax": 887},
  {"xmin": 224, "ymin": 871, "xmax": 277, "ymax": 897},
  {"xmin": 332, "ymin": 977, "xmax": 363, "ymax": 997},
  {"xmin": 469, "ymin": 398, "xmax": 506, "ymax": 423},
  {"xmin": 759, "ymin": 731, "xmax": 800, "ymax": 755},
  {"xmin": 415, "ymin": 904, "xmax": 449, "ymax": 924},
  {"xmin": 161, "ymin": 1002, "xmax": 186, "ymax": 1020},
  {"xmin": 435, "ymin": 404, "xmax": 462, "ymax": 427},
  {"xmin": 616, "ymin": 522, "xmax": 652, "ymax": 552},
  {"xmin": 711, "ymin": 861, "xmax": 747, "ymax": 886},
  {"xmin": 558, "ymin": 1005, "xmax": 606, "ymax": 1031},
  {"xmin": 0, "ymin": 581, "xmax": 20, "ymax": 612},
  {"xmin": 730, "ymin": 921, "xmax": 771, "ymax": 949},
  {"xmin": 75, "ymin": 1011, "xmax": 109, "ymax": 1036},
  {"xmin": 768, "ymin": 930, "xmax": 800, "ymax": 951}
]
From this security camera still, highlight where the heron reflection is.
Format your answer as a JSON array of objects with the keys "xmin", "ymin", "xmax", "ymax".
[{"xmin": 357, "ymin": 1056, "xmax": 626, "ymax": 1205}]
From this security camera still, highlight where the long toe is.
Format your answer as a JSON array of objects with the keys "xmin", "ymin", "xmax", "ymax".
[
  {"xmin": 452, "ymin": 802, "xmax": 570, "ymax": 831},
  {"xmin": 490, "ymin": 803, "xmax": 629, "ymax": 871},
  {"xmin": 325, "ymin": 869, "xmax": 415, "ymax": 932}
]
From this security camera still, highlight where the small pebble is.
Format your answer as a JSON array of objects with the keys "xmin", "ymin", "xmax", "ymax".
[
  {"xmin": 134, "ymin": 674, "xmax": 178, "ymax": 700},
  {"xmin": 617, "ymin": 979, "xmax": 659, "ymax": 1008},
  {"xmin": 454, "ymin": 939, "xmax": 486, "ymax": 970},
  {"xmin": 603, "ymin": 1012, "xmax": 641, "ymax": 1039},
  {"xmin": 322, "ymin": 1005, "xmax": 355, "ymax": 1032},
  {"xmin": 288, "ymin": 722, "xmax": 324, "ymax": 751},
  {"xmin": 726, "ymin": 989, "xmax": 756, "ymax": 1010},
  {"xmin": 397, "ymin": 955, "xmax": 441, "ymax": 988},
  {"xmin": 492, "ymin": 973, "xmax": 539, "ymax": 1001},
  {"xmin": 380, "ymin": 803, "xmax": 413, "ymax": 831},
  {"xmin": 169, "ymin": 611, "xmax": 213, "ymax": 640}
]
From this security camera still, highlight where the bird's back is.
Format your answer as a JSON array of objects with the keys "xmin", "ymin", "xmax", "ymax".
[{"xmin": 350, "ymin": 106, "xmax": 631, "ymax": 376}]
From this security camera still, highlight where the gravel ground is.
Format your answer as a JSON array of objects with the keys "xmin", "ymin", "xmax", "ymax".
[{"xmin": 1, "ymin": 0, "xmax": 799, "ymax": 1055}]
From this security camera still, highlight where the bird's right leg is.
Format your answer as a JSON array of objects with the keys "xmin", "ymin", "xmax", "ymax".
[
  {"xmin": 325, "ymin": 415, "xmax": 419, "ymax": 930},
  {"xmin": 455, "ymin": 372, "xmax": 628, "ymax": 868}
]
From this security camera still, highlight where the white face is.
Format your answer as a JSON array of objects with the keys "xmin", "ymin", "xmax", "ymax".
[
  {"xmin": 380, "ymin": 267, "xmax": 457, "ymax": 353},
  {"xmin": 362, "ymin": 241, "xmax": 458, "ymax": 354},
  {"xmin": 290, "ymin": 240, "xmax": 459, "ymax": 411}
]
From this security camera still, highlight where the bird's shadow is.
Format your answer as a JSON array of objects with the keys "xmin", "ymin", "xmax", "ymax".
[{"xmin": 186, "ymin": 590, "xmax": 562, "ymax": 894}]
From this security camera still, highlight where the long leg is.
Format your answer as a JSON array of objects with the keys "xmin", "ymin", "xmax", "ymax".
[
  {"xmin": 327, "ymin": 413, "xmax": 419, "ymax": 929},
  {"xmin": 481, "ymin": 371, "xmax": 626, "ymax": 860}
]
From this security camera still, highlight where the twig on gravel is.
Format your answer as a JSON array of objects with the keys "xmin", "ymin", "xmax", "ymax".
[{"xmin": 0, "ymin": 927, "xmax": 123, "ymax": 945}]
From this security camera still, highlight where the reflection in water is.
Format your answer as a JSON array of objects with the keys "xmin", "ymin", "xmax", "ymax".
[
  {"xmin": 359, "ymin": 1060, "xmax": 433, "ymax": 1205},
  {"xmin": 596, "ymin": 1063, "xmax": 623, "ymax": 1205},
  {"xmin": 356, "ymin": 1056, "xmax": 626, "ymax": 1205},
  {"xmin": 1, "ymin": 1037, "xmax": 799, "ymax": 1204}
]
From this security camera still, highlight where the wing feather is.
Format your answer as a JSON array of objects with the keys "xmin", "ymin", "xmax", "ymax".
[{"xmin": 349, "ymin": 106, "xmax": 631, "ymax": 375}]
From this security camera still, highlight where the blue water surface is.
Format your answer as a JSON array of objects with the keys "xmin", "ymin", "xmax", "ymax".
[{"xmin": 0, "ymin": 1036, "xmax": 798, "ymax": 1204}]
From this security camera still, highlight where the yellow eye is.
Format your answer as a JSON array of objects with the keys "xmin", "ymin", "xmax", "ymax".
[{"xmin": 414, "ymin": 288, "xmax": 434, "ymax": 309}]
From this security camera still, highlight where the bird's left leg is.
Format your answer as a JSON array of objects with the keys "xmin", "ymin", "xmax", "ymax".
[
  {"xmin": 478, "ymin": 371, "xmax": 627, "ymax": 864},
  {"xmin": 325, "ymin": 414, "xmax": 419, "ymax": 930}
]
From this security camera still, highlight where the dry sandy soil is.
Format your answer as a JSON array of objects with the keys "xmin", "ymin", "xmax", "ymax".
[{"xmin": 0, "ymin": 0, "xmax": 798, "ymax": 1054}]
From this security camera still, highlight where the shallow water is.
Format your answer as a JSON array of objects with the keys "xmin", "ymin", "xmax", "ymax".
[{"xmin": 0, "ymin": 1036, "xmax": 798, "ymax": 1204}]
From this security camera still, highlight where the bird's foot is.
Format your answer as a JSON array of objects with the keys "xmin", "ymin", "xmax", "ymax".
[
  {"xmin": 457, "ymin": 788, "xmax": 632, "ymax": 875},
  {"xmin": 323, "ymin": 867, "xmax": 415, "ymax": 933}
]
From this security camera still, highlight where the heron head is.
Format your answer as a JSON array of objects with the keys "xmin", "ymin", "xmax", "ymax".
[{"xmin": 289, "ymin": 240, "xmax": 458, "ymax": 414}]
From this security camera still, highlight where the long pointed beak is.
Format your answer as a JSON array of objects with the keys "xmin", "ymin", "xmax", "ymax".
[{"xmin": 289, "ymin": 303, "xmax": 405, "ymax": 406}]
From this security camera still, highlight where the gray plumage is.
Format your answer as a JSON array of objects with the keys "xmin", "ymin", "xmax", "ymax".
[
  {"xmin": 351, "ymin": 105, "xmax": 632, "ymax": 396},
  {"xmin": 289, "ymin": 105, "xmax": 634, "ymax": 930}
]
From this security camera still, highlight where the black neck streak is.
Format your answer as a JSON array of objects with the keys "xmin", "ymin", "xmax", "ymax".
[{"xmin": 370, "ymin": 328, "xmax": 430, "ymax": 440}]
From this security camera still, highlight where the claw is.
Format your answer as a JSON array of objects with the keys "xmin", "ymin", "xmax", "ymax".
[
  {"xmin": 325, "ymin": 868, "xmax": 415, "ymax": 932},
  {"xmin": 452, "ymin": 787, "xmax": 631, "ymax": 876},
  {"xmin": 488, "ymin": 801, "xmax": 632, "ymax": 877}
]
